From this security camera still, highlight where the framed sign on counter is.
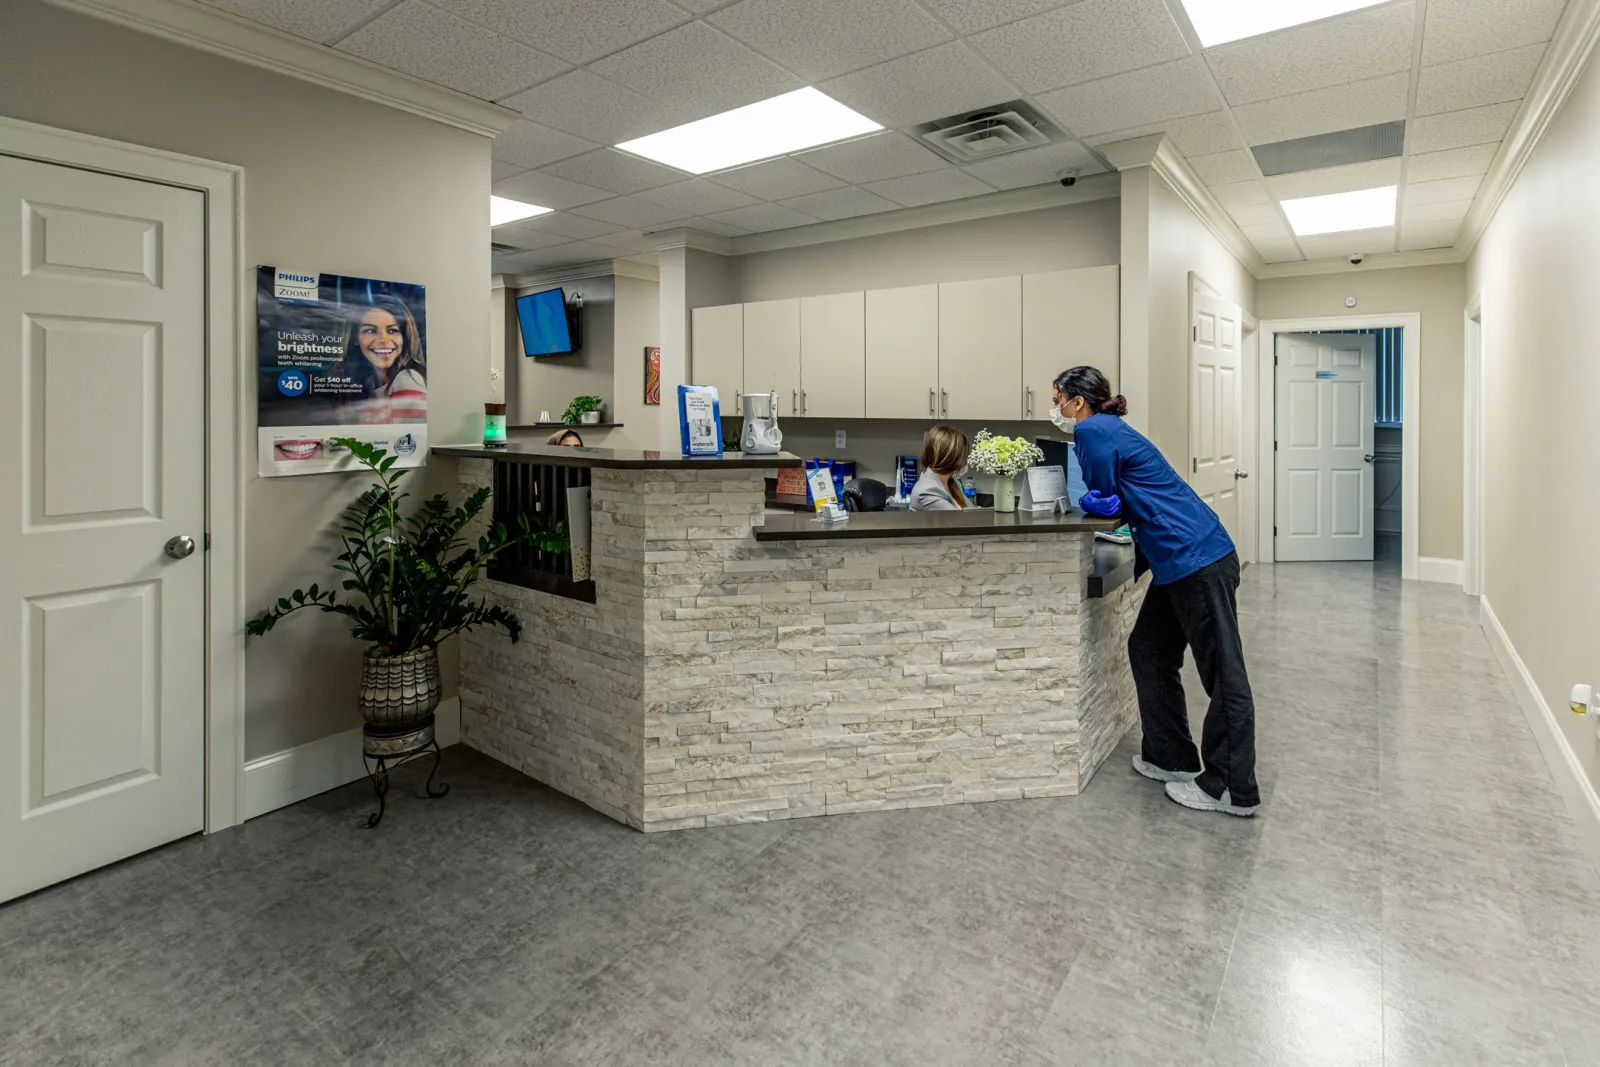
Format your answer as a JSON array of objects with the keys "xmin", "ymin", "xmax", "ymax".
[{"xmin": 255, "ymin": 266, "xmax": 428, "ymax": 476}]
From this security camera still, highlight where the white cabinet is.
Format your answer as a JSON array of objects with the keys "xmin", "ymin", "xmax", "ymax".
[
  {"xmin": 800, "ymin": 291, "xmax": 865, "ymax": 418},
  {"xmin": 691, "ymin": 303, "xmax": 743, "ymax": 404},
  {"xmin": 938, "ymin": 276, "xmax": 1022, "ymax": 420},
  {"xmin": 742, "ymin": 298, "xmax": 801, "ymax": 417},
  {"xmin": 1022, "ymin": 265, "xmax": 1120, "ymax": 420},
  {"xmin": 865, "ymin": 284, "xmax": 940, "ymax": 420}
]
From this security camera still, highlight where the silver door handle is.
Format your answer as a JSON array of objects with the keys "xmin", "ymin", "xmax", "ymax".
[
  {"xmin": 929, "ymin": 388, "xmax": 935, "ymax": 416},
  {"xmin": 1025, "ymin": 387, "xmax": 1033, "ymax": 417},
  {"xmin": 164, "ymin": 535, "xmax": 196, "ymax": 560},
  {"xmin": 1234, "ymin": 469, "xmax": 1249, "ymax": 479},
  {"xmin": 1363, "ymin": 454, "xmax": 1374, "ymax": 463},
  {"xmin": 941, "ymin": 389, "xmax": 948, "ymax": 416},
  {"xmin": 801, "ymin": 390, "xmax": 807, "ymax": 416},
  {"xmin": 792, "ymin": 390, "xmax": 797, "ymax": 415}
]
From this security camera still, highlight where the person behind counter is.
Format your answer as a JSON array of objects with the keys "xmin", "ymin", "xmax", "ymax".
[
  {"xmin": 908, "ymin": 425, "xmax": 969, "ymax": 511},
  {"xmin": 1053, "ymin": 365, "xmax": 1259, "ymax": 818},
  {"xmin": 546, "ymin": 428, "xmax": 583, "ymax": 447}
]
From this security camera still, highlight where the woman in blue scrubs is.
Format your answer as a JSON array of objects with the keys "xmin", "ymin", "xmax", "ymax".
[{"xmin": 1053, "ymin": 366, "xmax": 1260, "ymax": 817}]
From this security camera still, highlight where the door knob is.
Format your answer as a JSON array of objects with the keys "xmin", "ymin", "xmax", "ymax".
[
  {"xmin": 1363, "ymin": 454, "xmax": 1374, "ymax": 463},
  {"xmin": 164, "ymin": 535, "xmax": 197, "ymax": 560},
  {"xmin": 1234, "ymin": 469, "xmax": 1249, "ymax": 479}
]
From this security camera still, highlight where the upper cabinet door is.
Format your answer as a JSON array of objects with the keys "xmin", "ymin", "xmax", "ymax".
[
  {"xmin": 691, "ymin": 303, "xmax": 743, "ymax": 404},
  {"xmin": 800, "ymin": 291, "xmax": 865, "ymax": 419},
  {"xmin": 1022, "ymin": 265, "xmax": 1120, "ymax": 421},
  {"xmin": 742, "ymin": 298, "xmax": 802, "ymax": 417},
  {"xmin": 865, "ymin": 284, "xmax": 940, "ymax": 420},
  {"xmin": 938, "ymin": 276, "xmax": 1022, "ymax": 420}
]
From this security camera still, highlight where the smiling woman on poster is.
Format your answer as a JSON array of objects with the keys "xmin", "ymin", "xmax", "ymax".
[{"xmin": 341, "ymin": 294, "xmax": 427, "ymax": 424}]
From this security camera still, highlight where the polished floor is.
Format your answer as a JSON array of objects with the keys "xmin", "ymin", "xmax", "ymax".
[{"xmin": 5, "ymin": 557, "xmax": 1600, "ymax": 1067}]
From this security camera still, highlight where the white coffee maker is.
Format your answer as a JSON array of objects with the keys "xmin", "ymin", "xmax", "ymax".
[{"xmin": 739, "ymin": 391, "xmax": 783, "ymax": 455}]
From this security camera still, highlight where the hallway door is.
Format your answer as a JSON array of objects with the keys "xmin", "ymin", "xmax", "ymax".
[
  {"xmin": 1190, "ymin": 292, "xmax": 1243, "ymax": 543},
  {"xmin": 1274, "ymin": 332, "xmax": 1377, "ymax": 562},
  {"xmin": 0, "ymin": 156, "xmax": 207, "ymax": 903}
]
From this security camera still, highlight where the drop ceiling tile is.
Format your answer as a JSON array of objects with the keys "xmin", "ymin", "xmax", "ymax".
[
  {"xmin": 1232, "ymin": 72, "xmax": 1409, "ymax": 145},
  {"xmin": 495, "ymin": 243, "xmax": 610, "ymax": 271},
  {"xmin": 590, "ymin": 230, "xmax": 663, "ymax": 254},
  {"xmin": 490, "ymin": 221, "xmax": 575, "ymax": 250},
  {"xmin": 705, "ymin": 157, "xmax": 846, "ymax": 200},
  {"xmin": 636, "ymin": 179, "xmax": 760, "ymax": 216},
  {"xmin": 684, "ymin": 216, "xmax": 754, "ymax": 237},
  {"xmin": 968, "ymin": 0, "xmax": 1191, "ymax": 95},
  {"xmin": 492, "ymin": 159, "xmax": 528, "ymax": 182},
  {"xmin": 510, "ymin": 212, "xmax": 628, "ymax": 241},
  {"xmin": 1240, "ymin": 220, "xmax": 1296, "ymax": 245},
  {"xmin": 674, "ymin": 0, "xmax": 736, "ymax": 10},
  {"xmin": 1188, "ymin": 150, "xmax": 1259, "ymax": 186},
  {"xmin": 957, "ymin": 140, "xmax": 1106, "ymax": 190},
  {"xmin": 819, "ymin": 42, "xmax": 1020, "ymax": 129},
  {"xmin": 335, "ymin": 0, "xmax": 568, "ymax": 101},
  {"xmin": 864, "ymin": 168, "xmax": 998, "ymax": 207},
  {"xmin": 200, "ymin": 0, "xmax": 391, "ymax": 42},
  {"xmin": 1085, "ymin": 111, "xmax": 1246, "ymax": 158},
  {"xmin": 492, "ymin": 120, "xmax": 598, "ymax": 170},
  {"xmin": 710, "ymin": 0, "xmax": 951, "ymax": 82},
  {"xmin": 1402, "ymin": 198, "xmax": 1473, "ymax": 224},
  {"xmin": 1407, "ymin": 101, "xmax": 1519, "ymax": 154},
  {"xmin": 492, "ymin": 170, "xmax": 613, "ymax": 210},
  {"xmin": 588, "ymin": 21, "xmax": 800, "ymax": 115},
  {"xmin": 1297, "ymin": 226, "xmax": 1396, "ymax": 260},
  {"xmin": 1407, "ymin": 142, "xmax": 1500, "ymax": 183},
  {"xmin": 1422, "ymin": 0, "xmax": 1566, "ymax": 66},
  {"xmin": 1404, "ymin": 174, "xmax": 1483, "ymax": 204},
  {"xmin": 549, "ymin": 240, "xmax": 644, "ymax": 264},
  {"xmin": 541, "ymin": 149, "xmax": 685, "ymax": 195},
  {"xmin": 1228, "ymin": 202, "xmax": 1288, "ymax": 229},
  {"xmin": 446, "ymin": 0, "xmax": 687, "ymax": 64},
  {"xmin": 1036, "ymin": 57, "xmax": 1220, "ymax": 138},
  {"xmin": 1257, "ymin": 242, "xmax": 1306, "ymax": 264},
  {"xmin": 1415, "ymin": 44, "xmax": 1545, "ymax": 116},
  {"xmin": 501, "ymin": 70, "xmax": 693, "ymax": 144},
  {"xmin": 1399, "ymin": 219, "xmax": 1463, "ymax": 251},
  {"xmin": 1204, "ymin": 2, "xmax": 1416, "ymax": 107},
  {"xmin": 707, "ymin": 203, "xmax": 821, "ymax": 232},
  {"xmin": 1267, "ymin": 158, "xmax": 1402, "ymax": 200},
  {"xmin": 778, "ymin": 186, "xmax": 901, "ymax": 221},
  {"xmin": 797, "ymin": 132, "xmax": 948, "ymax": 183},
  {"xmin": 1209, "ymin": 179, "xmax": 1272, "ymax": 210},
  {"xmin": 570, "ymin": 197, "xmax": 692, "ymax": 229},
  {"xmin": 918, "ymin": 0, "xmax": 1080, "ymax": 36}
]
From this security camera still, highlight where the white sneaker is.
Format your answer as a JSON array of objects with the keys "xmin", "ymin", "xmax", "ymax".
[
  {"xmin": 1164, "ymin": 779, "xmax": 1259, "ymax": 817},
  {"xmin": 1132, "ymin": 756, "xmax": 1200, "ymax": 783}
]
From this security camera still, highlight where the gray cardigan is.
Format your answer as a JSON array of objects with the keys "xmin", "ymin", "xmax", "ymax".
[{"xmin": 909, "ymin": 468, "xmax": 962, "ymax": 511}]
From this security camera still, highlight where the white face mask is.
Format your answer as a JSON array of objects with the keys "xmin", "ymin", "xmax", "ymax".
[{"xmin": 1050, "ymin": 407, "xmax": 1076, "ymax": 433}]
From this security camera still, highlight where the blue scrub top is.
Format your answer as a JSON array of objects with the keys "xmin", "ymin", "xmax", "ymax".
[{"xmin": 1072, "ymin": 413, "xmax": 1234, "ymax": 585}]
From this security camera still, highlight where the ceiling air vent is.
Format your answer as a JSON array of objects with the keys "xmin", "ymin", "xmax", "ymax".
[
  {"xmin": 912, "ymin": 101, "xmax": 1063, "ymax": 165},
  {"xmin": 1251, "ymin": 121, "xmax": 1406, "ymax": 177}
]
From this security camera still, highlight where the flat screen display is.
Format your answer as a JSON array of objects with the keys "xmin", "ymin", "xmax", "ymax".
[{"xmin": 516, "ymin": 288, "xmax": 573, "ymax": 356}]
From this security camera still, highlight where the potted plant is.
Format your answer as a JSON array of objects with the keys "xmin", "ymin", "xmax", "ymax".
[
  {"xmin": 245, "ymin": 437, "xmax": 536, "ymax": 824},
  {"xmin": 968, "ymin": 430, "xmax": 1044, "ymax": 514},
  {"xmin": 562, "ymin": 394, "xmax": 605, "ymax": 426}
]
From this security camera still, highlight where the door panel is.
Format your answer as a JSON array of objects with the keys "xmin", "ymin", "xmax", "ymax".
[
  {"xmin": 743, "ymin": 298, "xmax": 801, "ymax": 418},
  {"xmin": 865, "ymin": 285, "xmax": 939, "ymax": 420},
  {"xmin": 1021, "ymin": 266, "xmax": 1118, "ymax": 420},
  {"xmin": 1189, "ymin": 289, "xmax": 1243, "ymax": 544},
  {"xmin": 800, "ymin": 291, "xmax": 864, "ymax": 418},
  {"xmin": 938, "ymin": 276, "xmax": 1021, "ymax": 420},
  {"xmin": 0, "ymin": 156, "xmax": 206, "ymax": 903},
  {"xmin": 690, "ymin": 303, "xmax": 743, "ymax": 403}
]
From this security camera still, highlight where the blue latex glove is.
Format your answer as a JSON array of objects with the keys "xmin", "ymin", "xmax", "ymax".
[{"xmin": 1079, "ymin": 489, "xmax": 1122, "ymax": 518}]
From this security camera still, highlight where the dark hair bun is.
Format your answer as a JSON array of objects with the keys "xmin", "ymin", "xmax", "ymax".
[{"xmin": 1101, "ymin": 394, "xmax": 1129, "ymax": 417}]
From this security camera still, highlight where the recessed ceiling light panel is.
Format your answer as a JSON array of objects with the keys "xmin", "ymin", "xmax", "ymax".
[
  {"xmin": 1179, "ymin": 0, "xmax": 1391, "ymax": 47},
  {"xmin": 491, "ymin": 196, "xmax": 552, "ymax": 227},
  {"xmin": 1280, "ymin": 186, "xmax": 1397, "ymax": 236},
  {"xmin": 615, "ymin": 87, "xmax": 882, "ymax": 175}
]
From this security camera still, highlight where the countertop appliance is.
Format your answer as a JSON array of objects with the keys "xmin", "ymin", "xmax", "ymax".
[{"xmin": 739, "ymin": 391, "xmax": 783, "ymax": 455}]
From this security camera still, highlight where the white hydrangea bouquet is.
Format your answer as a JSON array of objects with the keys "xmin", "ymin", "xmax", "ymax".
[{"xmin": 968, "ymin": 430, "xmax": 1044, "ymax": 513}]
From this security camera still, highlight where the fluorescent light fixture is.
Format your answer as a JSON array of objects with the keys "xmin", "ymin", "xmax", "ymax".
[
  {"xmin": 1180, "ymin": 0, "xmax": 1391, "ymax": 47},
  {"xmin": 615, "ymin": 87, "xmax": 882, "ymax": 175},
  {"xmin": 491, "ymin": 196, "xmax": 551, "ymax": 227},
  {"xmin": 1280, "ymin": 186, "xmax": 1397, "ymax": 236}
]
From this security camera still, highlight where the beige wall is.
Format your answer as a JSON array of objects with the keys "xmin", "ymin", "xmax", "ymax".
[
  {"xmin": 1467, "ymin": 47, "xmax": 1600, "ymax": 797},
  {"xmin": 1257, "ymin": 264, "xmax": 1466, "ymax": 560},
  {"xmin": 507, "ymin": 275, "xmax": 616, "ymax": 432},
  {"xmin": 0, "ymin": 1, "xmax": 492, "ymax": 759},
  {"xmin": 611, "ymin": 275, "xmax": 663, "ymax": 450}
]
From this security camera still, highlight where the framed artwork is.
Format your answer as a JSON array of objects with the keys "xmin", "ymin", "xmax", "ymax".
[{"xmin": 644, "ymin": 346, "xmax": 661, "ymax": 405}]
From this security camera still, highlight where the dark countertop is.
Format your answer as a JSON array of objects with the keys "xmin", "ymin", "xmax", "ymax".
[
  {"xmin": 433, "ymin": 443, "xmax": 804, "ymax": 470},
  {"xmin": 752, "ymin": 508, "xmax": 1119, "ymax": 541},
  {"xmin": 1088, "ymin": 542, "xmax": 1137, "ymax": 599}
]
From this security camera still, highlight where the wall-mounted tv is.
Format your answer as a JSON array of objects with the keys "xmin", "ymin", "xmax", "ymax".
[{"xmin": 516, "ymin": 287, "xmax": 578, "ymax": 356}]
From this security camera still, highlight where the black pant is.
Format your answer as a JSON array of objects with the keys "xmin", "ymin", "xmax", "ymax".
[{"xmin": 1128, "ymin": 552, "xmax": 1259, "ymax": 806}]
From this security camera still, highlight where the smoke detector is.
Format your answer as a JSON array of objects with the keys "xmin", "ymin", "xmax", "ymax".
[{"xmin": 912, "ymin": 101, "xmax": 1063, "ymax": 165}]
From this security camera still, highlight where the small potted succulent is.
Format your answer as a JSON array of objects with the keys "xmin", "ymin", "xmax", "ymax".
[
  {"xmin": 563, "ymin": 395, "xmax": 605, "ymax": 426},
  {"xmin": 968, "ymin": 430, "xmax": 1044, "ymax": 513}
]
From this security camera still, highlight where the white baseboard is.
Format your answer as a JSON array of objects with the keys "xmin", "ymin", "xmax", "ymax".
[
  {"xmin": 1417, "ymin": 557, "xmax": 1464, "ymax": 585},
  {"xmin": 1480, "ymin": 599, "xmax": 1600, "ymax": 872},
  {"xmin": 241, "ymin": 696, "xmax": 460, "ymax": 821}
]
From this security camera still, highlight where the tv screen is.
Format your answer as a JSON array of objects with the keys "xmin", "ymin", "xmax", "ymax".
[{"xmin": 516, "ymin": 288, "xmax": 573, "ymax": 356}]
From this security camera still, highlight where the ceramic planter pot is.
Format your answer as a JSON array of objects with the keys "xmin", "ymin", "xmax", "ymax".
[{"xmin": 358, "ymin": 646, "xmax": 441, "ymax": 756}]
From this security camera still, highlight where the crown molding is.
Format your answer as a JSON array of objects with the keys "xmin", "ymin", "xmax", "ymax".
[
  {"xmin": 1455, "ymin": 0, "xmax": 1600, "ymax": 258},
  {"xmin": 1256, "ymin": 245, "xmax": 1466, "ymax": 280},
  {"xmin": 42, "ymin": 0, "xmax": 518, "ymax": 138},
  {"xmin": 613, "ymin": 259, "xmax": 660, "ymax": 282},
  {"xmin": 508, "ymin": 258, "xmax": 654, "ymax": 290},
  {"xmin": 649, "ymin": 228, "xmax": 736, "ymax": 255}
]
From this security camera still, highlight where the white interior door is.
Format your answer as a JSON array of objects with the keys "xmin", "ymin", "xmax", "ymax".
[
  {"xmin": 1274, "ymin": 333, "xmax": 1377, "ymax": 562},
  {"xmin": 0, "ymin": 156, "xmax": 207, "ymax": 903},
  {"xmin": 1190, "ymin": 291, "xmax": 1243, "ymax": 544}
]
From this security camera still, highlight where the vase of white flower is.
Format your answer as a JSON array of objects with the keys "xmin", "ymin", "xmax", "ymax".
[{"xmin": 968, "ymin": 430, "xmax": 1044, "ymax": 514}]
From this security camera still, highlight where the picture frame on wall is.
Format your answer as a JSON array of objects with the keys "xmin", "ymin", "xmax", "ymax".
[{"xmin": 644, "ymin": 346, "xmax": 661, "ymax": 405}]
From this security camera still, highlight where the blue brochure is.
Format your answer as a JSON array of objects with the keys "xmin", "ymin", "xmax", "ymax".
[{"xmin": 677, "ymin": 384, "xmax": 723, "ymax": 456}]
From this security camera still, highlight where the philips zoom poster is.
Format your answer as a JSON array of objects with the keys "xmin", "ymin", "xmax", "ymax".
[{"xmin": 256, "ymin": 266, "xmax": 428, "ymax": 477}]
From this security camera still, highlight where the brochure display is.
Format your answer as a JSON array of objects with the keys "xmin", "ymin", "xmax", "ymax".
[{"xmin": 677, "ymin": 384, "xmax": 724, "ymax": 456}]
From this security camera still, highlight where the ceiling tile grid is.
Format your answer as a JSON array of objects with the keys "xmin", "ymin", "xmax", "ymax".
[{"xmin": 709, "ymin": 0, "xmax": 953, "ymax": 82}]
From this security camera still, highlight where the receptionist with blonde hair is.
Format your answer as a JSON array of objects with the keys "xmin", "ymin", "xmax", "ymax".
[{"xmin": 909, "ymin": 425, "xmax": 970, "ymax": 511}]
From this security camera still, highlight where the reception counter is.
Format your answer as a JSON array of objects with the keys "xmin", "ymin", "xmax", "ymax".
[{"xmin": 443, "ymin": 444, "xmax": 1147, "ymax": 831}]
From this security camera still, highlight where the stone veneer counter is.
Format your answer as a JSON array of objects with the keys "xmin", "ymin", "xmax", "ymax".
[{"xmin": 451, "ymin": 450, "xmax": 1147, "ymax": 831}]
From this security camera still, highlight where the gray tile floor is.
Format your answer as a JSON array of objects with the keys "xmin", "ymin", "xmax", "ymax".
[{"xmin": 6, "ymin": 556, "xmax": 1600, "ymax": 1067}]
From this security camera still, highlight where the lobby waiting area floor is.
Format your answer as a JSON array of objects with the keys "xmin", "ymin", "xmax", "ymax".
[{"xmin": 5, "ymin": 560, "xmax": 1600, "ymax": 1066}]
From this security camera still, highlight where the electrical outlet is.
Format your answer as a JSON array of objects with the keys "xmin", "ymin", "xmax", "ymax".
[{"xmin": 835, "ymin": 430, "xmax": 847, "ymax": 449}]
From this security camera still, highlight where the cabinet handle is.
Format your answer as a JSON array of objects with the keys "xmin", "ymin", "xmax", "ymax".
[
  {"xmin": 929, "ymin": 388, "xmax": 935, "ymax": 416},
  {"xmin": 1026, "ymin": 387, "xmax": 1033, "ymax": 418},
  {"xmin": 801, "ymin": 390, "xmax": 807, "ymax": 416},
  {"xmin": 792, "ymin": 390, "xmax": 797, "ymax": 416},
  {"xmin": 941, "ymin": 389, "xmax": 948, "ymax": 416}
]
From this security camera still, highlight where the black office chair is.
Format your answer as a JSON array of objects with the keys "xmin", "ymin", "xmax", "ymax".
[{"xmin": 840, "ymin": 477, "xmax": 889, "ymax": 512}]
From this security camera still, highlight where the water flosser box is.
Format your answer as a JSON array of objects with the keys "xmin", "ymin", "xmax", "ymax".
[{"xmin": 896, "ymin": 455, "xmax": 918, "ymax": 499}]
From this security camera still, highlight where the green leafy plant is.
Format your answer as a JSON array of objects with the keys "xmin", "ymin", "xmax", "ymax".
[
  {"xmin": 531, "ymin": 514, "xmax": 570, "ymax": 556},
  {"xmin": 561, "ymin": 395, "xmax": 604, "ymax": 425},
  {"xmin": 245, "ymin": 437, "xmax": 537, "ymax": 653}
]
